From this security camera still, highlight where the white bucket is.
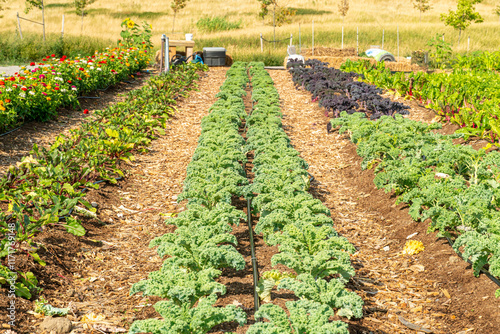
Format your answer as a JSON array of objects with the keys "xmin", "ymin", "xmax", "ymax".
[{"xmin": 185, "ymin": 33, "xmax": 193, "ymax": 41}]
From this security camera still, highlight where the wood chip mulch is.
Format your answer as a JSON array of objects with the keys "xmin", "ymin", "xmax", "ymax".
[{"xmin": 268, "ymin": 69, "xmax": 500, "ymax": 334}]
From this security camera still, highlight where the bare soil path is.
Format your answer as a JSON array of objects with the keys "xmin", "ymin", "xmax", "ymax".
[{"xmin": 269, "ymin": 69, "xmax": 500, "ymax": 334}]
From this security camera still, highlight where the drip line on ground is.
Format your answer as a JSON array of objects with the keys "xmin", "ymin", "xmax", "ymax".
[
  {"xmin": 445, "ymin": 236, "xmax": 500, "ymax": 289},
  {"xmin": 0, "ymin": 126, "xmax": 21, "ymax": 137}
]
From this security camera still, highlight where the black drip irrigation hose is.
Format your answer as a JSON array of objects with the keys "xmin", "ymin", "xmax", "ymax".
[
  {"xmin": 0, "ymin": 126, "xmax": 21, "ymax": 137},
  {"xmin": 243, "ymin": 79, "xmax": 260, "ymax": 313},
  {"xmin": 445, "ymin": 236, "xmax": 500, "ymax": 289}
]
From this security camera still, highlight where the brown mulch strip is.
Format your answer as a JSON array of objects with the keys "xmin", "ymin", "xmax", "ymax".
[
  {"xmin": 269, "ymin": 69, "xmax": 500, "ymax": 334},
  {"xmin": 0, "ymin": 67, "xmax": 228, "ymax": 333}
]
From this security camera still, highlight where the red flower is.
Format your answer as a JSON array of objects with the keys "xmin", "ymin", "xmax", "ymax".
[
  {"xmin": 0, "ymin": 81, "xmax": 4, "ymax": 85},
  {"xmin": 83, "ymin": 109, "xmax": 89, "ymax": 114},
  {"xmin": 68, "ymin": 80, "xmax": 72, "ymax": 83},
  {"xmin": 9, "ymin": 77, "xmax": 15, "ymax": 82},
  {"xmin": 79, "ymin": 68, "xmax": 84, "ymax": 71},
  {"xmin": 77, "ymin": 77, "xmax": 82, "ymax": 81},
  {"xmin": 54, "ymin": 87, "xmax": 60, "ymax": 91},
  {"xmin": 51, "ymin": 54, "xmax": 56, "ymax": 57},
  {"xmin": 21, "ymin": 87, "xmax": 27, "ymax": 91},
  {"xmin": 5, "ymin": 99, "xmax": 11, "ymax": 103},
  {"xmin": 30, "ymin": 62, "xmax": 35, "ymax": 66}
]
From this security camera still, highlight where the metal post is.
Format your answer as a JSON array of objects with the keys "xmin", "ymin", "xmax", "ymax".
[
  {"xmin": 290, "ymin": 33, "xmax": 292, "ymax": 46},
  {"xmin": 356, "ymin": 26, "xmax": 359, "ymax": 55},
  {"xmin": 341, "ymin": 25, "xmax": 344, "ymax": 49},
  {"xmin": 312, "ymin": 20, "xmax": 315, "ymax": 57},
  {"xmin": 17, "ymin": 12, "xmax": 23, "ymax": 40},
  {"xmin": 41, "ymin": 0, "xmax": 45, "ymax": 42},
  {"xmin": 165, "ymin": 36, "xmax": 170, "ymax": 73},
  {"xmin": 382, "ymin": 29, "xmax": 384, "ymax": 49},
  {"xmin": 247, "ymin": 198, "xmax": 260, "ymax": 313},
  {"xmin": 160, "ymin": 35, "xmax": 165, "ymax": 72},
  {"xmin": 61, "ymin": 14, "xmax": 65, "ymax": 39},
  {"xmin": 299, "ymin": 24, "xmax": 301, "ymax": 54},
  {"xmin": 397, "ymin": 25, "xmax": 399, "ymax": 59},
  {"xmin": 260, "ymin": 33, "xmax": 263, "ymax": 52}
]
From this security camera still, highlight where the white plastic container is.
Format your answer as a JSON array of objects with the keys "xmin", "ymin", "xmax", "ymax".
[{"xmin": 185, "ymin": 33, "xmax": 193, "ymax": 41}]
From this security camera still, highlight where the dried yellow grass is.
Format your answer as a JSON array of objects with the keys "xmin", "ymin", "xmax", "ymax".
[{"xmin": 1, "ymin": 0, "xmax": 499, "ymax": 55}]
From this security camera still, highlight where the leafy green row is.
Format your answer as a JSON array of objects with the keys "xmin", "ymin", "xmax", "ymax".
[
  {"xmin": 244, "ymin": 62, "xmax": 362, "ymax": 334},
  {"xmin": 331, "ymin": 112, "xmax": 500, "ymax": 297},
  {"xmin": 0, "ymin": 63, "xmax": 206, "ymax": 299},
  {"xmin": 340, "ymin": 59, "xmax": 500, "ymax": 145},
  {"xmin": 128, "ymin": 62, "xmax": 251, "ymax": 334}
]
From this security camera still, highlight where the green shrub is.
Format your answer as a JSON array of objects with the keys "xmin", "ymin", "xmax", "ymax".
[{"xmin": 196, "ymin": 16, "xmax": 242, "ymax": 33}]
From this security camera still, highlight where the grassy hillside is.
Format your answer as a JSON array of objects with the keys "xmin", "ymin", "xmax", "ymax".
[{"xmin": 0, "ymin": 0, "xmax": 499, "ymax": 62}]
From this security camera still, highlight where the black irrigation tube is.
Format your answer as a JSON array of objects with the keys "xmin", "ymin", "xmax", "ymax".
[
  {"xmin": 243, "ymin": 79, "xmax": 260, "ymax": 313},
  {"xmin": 445, "ymin": 236, "xmax": 500, "ymax": 289},
  {"xmin": 0, "ymin": 126, "xmax": 21, "ymax": 137}
]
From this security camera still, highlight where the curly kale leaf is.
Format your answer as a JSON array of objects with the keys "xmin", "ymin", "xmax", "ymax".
[
  {"xmin": 278, "ymin": 274, "xmax": 363, "ymax": 319},
  {"xmin": 130, "ymin": 266, "xmax": 224, "ymax": 308},
  {"xmin": 247, "ymin": 300, "xmax": 349, "ymax": 334},
  {"xmin": 129, "ymin": 294, "xmax": 246, "ymax": 334}
]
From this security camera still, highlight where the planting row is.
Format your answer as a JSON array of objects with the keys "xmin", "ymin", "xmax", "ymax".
[
  {"xmin": 245, "ymin": 63, "xmax": 362, "ymax": 333},
  {"xmin": 330, "ymin": 112, "xmax": 500, "ymax": 297},
  {"xmin": 128, "ymin": 62, "xmax": 250, "ymax": 334},
  {"xmin": 289, "ymin": 59, "xmax": 409, "ymax": 120},
  {"xmin": 0, "ymin": 63, "xmax": 205, "ymax": 299},
  {"xmin": 130, "ymin": 62, "xmax": 364, "ymax": 333},
  {"xmin": 0, "ymin": 46, "xmax": 150, "ymax": 133},
  {"xmin": 341, "ymin": 60, "xmax": 500, "ymax": 145}
]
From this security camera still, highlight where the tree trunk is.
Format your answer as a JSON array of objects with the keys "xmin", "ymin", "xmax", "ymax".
[
  {"xmin": 458, "ymin": 28, "xmax": 461, "ymax": 48},
  {"xmin": 172, "ymin": 11, "xmax": 177, "ymax": 33},
  {"xmin": 273, "ymin": 3, "xmax": 276, "ymax": 50},
  {"xmin": 42, "ymin": 0, "xmax": 45, "ymax": 42}
]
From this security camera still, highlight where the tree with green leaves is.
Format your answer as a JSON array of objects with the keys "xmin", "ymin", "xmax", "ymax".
[
  {"xmin": 171, "ymin": 0, "xmax": 188, "ymax": 33},
  {"xmin": 440, "ymin": 0, "xmax": 483, "ymax": 47},
  {"xmin": 75, "ymin": 0, "xmax": 97, "ymax": 34},
  {"xmin": 412, "ymin": 0, "xmax": 432, "ymax": 22},
  {"xmin": 494, "ymin": 5, "xmax": 500, "ymax": 23},
  {"xmin": 24, "ymin": 0, "xmax": 45, "ymax": 41},
  {"xmin": 338, "ymin": 0, "xmax": 349, "ymax": 48},
  {"xmin": 257, "ymin": 0, "xmax": 296, "ymax": 48}
]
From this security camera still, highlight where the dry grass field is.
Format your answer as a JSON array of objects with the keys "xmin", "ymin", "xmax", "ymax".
[{"xmin": 1, "ymin": 0, "xmax": 499, "ymax": 60}]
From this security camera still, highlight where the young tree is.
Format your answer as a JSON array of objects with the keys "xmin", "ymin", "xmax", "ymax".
[
  {"xmin": 494, "ymin": 5, "xmax": 500, "ymax": 23},
  {"xmin": 171, "ymin": 0, "xmax": 188, "ymax": 33},
  {"xmin": 257, "ymin": 0, "xmax": 296, "ymax": 47},
  {"xmin": 412, "ymin": 0, "xmax": 432, "ymax": 22},
  {"xmin": 440, "ymin": 0, "xmax": 483, "ymax": 47},
  {"xmin": 75, "ymin": 0, "xmax": 97, "ymax": 34},
  {"xmin": 338, "ymin": 0, "xmax": 349, "ymax": 49},
  {"xmin": 24, "ymin": 0, "xmax": 45, "ymax": 41}
]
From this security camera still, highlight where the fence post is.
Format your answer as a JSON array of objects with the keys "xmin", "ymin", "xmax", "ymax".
[
  {"xmin": 260, "ymin": 33, "xmax": 263, "ymax": 52},
  {"xmin": 397, "ymin": 25, "xmax": 399, "ymax": 59},
  {"xmin": 356, "ymin": 26, "xmax": 359, "ymax": 55},
  {"xmin": 382, "ymin": 29, "xmax": 385, "ymax": 49},
  {"xmin": 165, "ymin": 36, "xmax": 170, "ymax": 73},
  {"xmin": 299, "ymin": 24, "xmax": 301, "ymax": 54},
  {"xmin": 290, "ymin": 33, "xmax": 292, "ymax": 46},
  {"xmin": 341, "ymin": 25, "xmax": 344, "ymax": 49},
  {"xmin": 17, "ymin": 12, "xmax": 23, "ymax": 40},
  {"xmin": 312, "ymin": 20, "xmax": 315, "ymax": 57},
  {"xmin": 61, "ymin": 14, "xmax": 65, "ymax": 39},
  {"xmin": 467, "ymin": 36, "xmax": 470, "ymax": 53},
  {"xmin": 160, "ymin": 35, "xmax": 165, "ymax": 72}
]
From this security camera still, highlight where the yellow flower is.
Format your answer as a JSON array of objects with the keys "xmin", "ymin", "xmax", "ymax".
[
  {"xmin": 46, "ymin": 97, "xmax": 51, "ymax": 101},
  {"xmin": 127, "ymin": 20, "xmax": 135, "ymax": 29},
  {"xmin": 46, "ymin": 84, "xmax": 52, "ymax": 90},
  {"xmin": 0, "ymin": 105, "xmax": 5, "ymax": 111},
  {"xmin": 402, "ymin": 240, "xmax": 425, "ymax": 256}
]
